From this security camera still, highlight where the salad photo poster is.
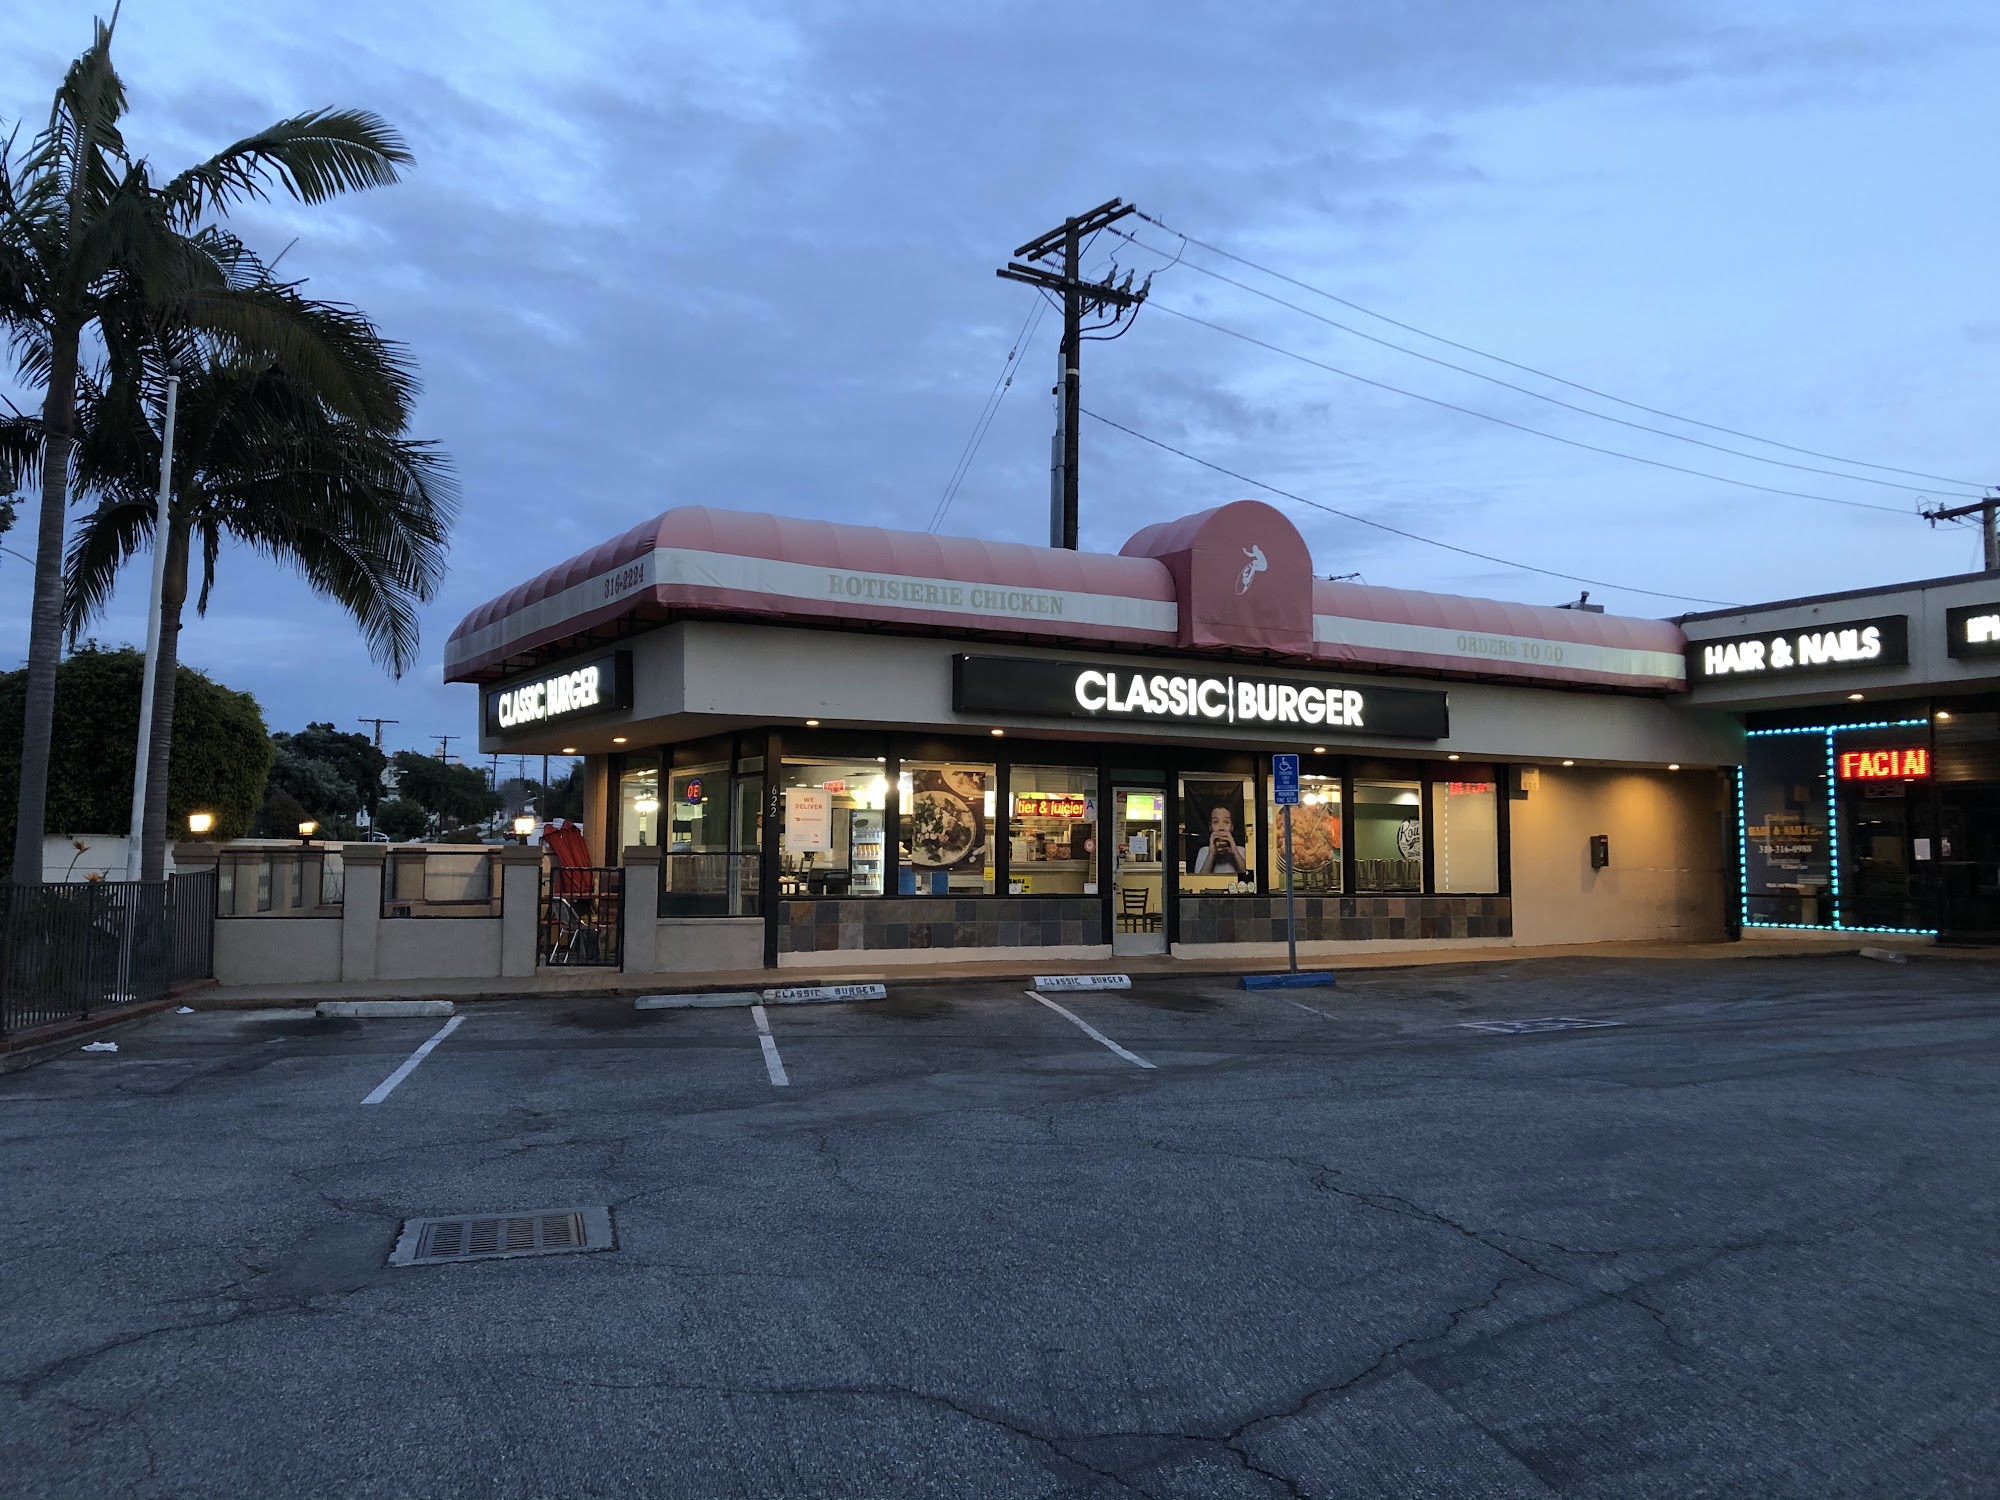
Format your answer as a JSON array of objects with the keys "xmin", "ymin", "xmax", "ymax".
[{"xmin": 904, "ymin": 766, "xmax": 988, "ymax": 869}]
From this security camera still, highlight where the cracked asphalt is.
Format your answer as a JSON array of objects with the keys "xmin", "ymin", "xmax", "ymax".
[{"xmin": 3, "ymin": 953, "xmax": 1998, "ymax": 1499}]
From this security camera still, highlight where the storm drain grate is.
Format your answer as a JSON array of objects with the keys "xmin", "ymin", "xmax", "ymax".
[
  {"xmin": 1458, "ymin": 1017, "xmax": 1624, "ymax": 1035},
  {"xmin": 389, "ymin": 1206, "xmax": 615, "ymax": 1267}
]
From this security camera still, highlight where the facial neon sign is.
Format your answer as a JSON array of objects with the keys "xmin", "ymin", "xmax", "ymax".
[{"xmin": 1836, "ymin": 747, "xmax": 1928, "ymax": 781}]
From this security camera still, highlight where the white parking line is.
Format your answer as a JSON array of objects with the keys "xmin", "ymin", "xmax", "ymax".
[
  {"xmin": 1026, "ymin": 990, "xmax": 1155, "ymax": 1069},
  {"xmin": 360, "ymin": 1016, "xmax": 464, "ymax": 1105},
  {"xmin": 750, "ymin": 1004, "xmax": 790, "ymax": 1087}
]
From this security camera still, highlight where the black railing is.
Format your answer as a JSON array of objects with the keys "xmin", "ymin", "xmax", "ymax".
[
  {"xmin": 659, "ymin": 852, "xmax": 761, "ymax": 917},
  {"xmin": 0, "ymin": 873, "xmax": 217, "ymax": 1037},
  {"xmin": 542, "ymin": 866, "xmax": 623, "ymax": 967}
]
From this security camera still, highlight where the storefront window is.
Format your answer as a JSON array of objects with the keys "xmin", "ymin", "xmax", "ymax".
[
  {"xmin": 1180, "ymin": 774, "xmax": 1256, "ymax": 893},
  {"xmin": 666, "ymin": 765, "xmax": 728, "ymax": 851},
  {"xmin": 1009, "ymin": 766, "xmax": 1098, "ymax": 896},
  {"xmin": 1741, "ymin": 735, "xmax": 1832, "ymax": 926},
  {"xmin": 1354, "ymin": 779, "xmax": 1422, "ymax": 891},
  {"xmin": 1430, "ymin": 778, "xmax": 1498, "ymax": 893},
  {"xmin": 617, "ymin": 756, "xmax": 661, "ymax": 851},
  {"xmin": 1268, "ymin": 775, "xmax": 1342, "ymax": 892},
  {"xmin": 899, "ymin": 761, "xmax": 996, "ymax": 895},
  {"xmin": 779, "ymin": 759, "xmax": 888, "ymax": 896}
]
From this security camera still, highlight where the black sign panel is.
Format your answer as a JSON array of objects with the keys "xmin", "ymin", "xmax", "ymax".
[
  {"xmin": 1946, "ymin": 601, "xmax": 2000, "ymax": 659},
  {"xmin": 953, "ymin": 654, "xmax": 1449, "ymax": 740},
  {"xmin": 1687, "ymin": 615, "xmax": 1908, "ymax": 683},
  {"xmin": 483, "ymin": 651, "xmax": 633, "ymax": 737}
]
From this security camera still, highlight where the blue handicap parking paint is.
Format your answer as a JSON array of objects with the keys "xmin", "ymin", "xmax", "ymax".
[{"xmin": 1240, "ymin": 970, "xmax": 1337, "ymax": 990}]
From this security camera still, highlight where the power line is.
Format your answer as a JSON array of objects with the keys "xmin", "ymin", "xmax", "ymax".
[
  {"xmin": 1148, "ymin": 300, "xmax": 1914, "ymax": 517},
  {"xmin": 1135, "ymin": 208, "xmax": 1986, "ymax": 492},
  {"xmin": 929, "ymin": 295, "xmax": 1049, "ymax": 533},
  {"xmin": 1080, "ymin": 407, "xmax": 1734, "ymax": 607},
  {"xmin": 1111, "ymin": 226, "xmax": 1980, "ymax": 502}
]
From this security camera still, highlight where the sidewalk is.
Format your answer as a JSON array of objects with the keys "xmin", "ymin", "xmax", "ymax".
[{"xmin": 183, "ymin": 932, "xmax": 1955, "ymax": 1009}]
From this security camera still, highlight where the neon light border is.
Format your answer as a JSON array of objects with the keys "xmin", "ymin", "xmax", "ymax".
[{"xmin": 1737, "ymin": 719, "xmax": 1936, "ymax": 936}]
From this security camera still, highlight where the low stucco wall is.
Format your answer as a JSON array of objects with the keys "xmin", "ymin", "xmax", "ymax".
[
  {"xmin": 655, "ymin": 917, "xmax": 762, "ymax": 972},
  {"xmin": 215, "ymin": 917, "xmax": 343, "ymax": 986},
  {"xmin": 374, "ymin": 918, "xmax": 503, "ymax": 981},
  {"xmin": 1510, "ymin": 766, "xmax": 1727, "ymax": 945}
]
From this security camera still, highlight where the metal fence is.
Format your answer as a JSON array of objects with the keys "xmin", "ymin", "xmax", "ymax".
[
  {"xmin": 0, "ymin": 871, "xmax": 216, "ymax": 1037},
  {"xmin": 542, "ymin": 866, "xmax": 623, "ymax": 967}
]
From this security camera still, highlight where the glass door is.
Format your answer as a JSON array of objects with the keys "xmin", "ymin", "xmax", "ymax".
[{"xmin": 1112, "ymin": 786, "xmax": 1166, "ymax": 954}]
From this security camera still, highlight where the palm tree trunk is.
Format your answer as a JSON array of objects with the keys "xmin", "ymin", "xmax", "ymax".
[
  {"xmin": 139, "ymin": 515, "xmax": 190, "ymax": 882},
  {"xmin": 10, "ymin": 320, "xmax": 82, "ymax": 885}
]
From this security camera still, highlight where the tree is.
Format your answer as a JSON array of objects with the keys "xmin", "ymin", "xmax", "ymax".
[
  {"xmin": 0, "ymin": 12, "xmax": 412, "ymax": 881},
  {"xmin": 0, "ymin": 642, "xmax": 268, "ymax": 847},
  {"xmin": 390, "ymin": 751, "xmax": 501, "ymax": 836},
  {"xmin": 265, "ymin": 744, "xmax": 360, "ymax": 829},
  {"xmin": 545, "ymin": 764, "xmax": 584, "ymax": 822},
  {"xmin": 62, "ymin": 276, "xmax": 453, "ymax": 878},
  {"xmin": 372, "ymin": 797, "xmax": 428, "ymax": 842},
  {"xmin": 279, "ymin": 722, "xmax": 387, "ymax": 815}
]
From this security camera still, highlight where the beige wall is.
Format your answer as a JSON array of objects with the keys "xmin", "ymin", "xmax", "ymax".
[
  {"xmin": 215, "ymin": 918, "xmax": 343, "ymax": 985},
  {"xmin": 1510, "ymin": 766, "xmax": 1728, "ymax": 944},
  {"xmin": 375, "ymin": 918, "xmax": 503, "ymax": 980},
  {"xmin": 656, "ymin": 917, "xmax": 762, "ymax": 972}
]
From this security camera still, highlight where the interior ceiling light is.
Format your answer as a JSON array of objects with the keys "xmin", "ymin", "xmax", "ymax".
[
  {"xmin": 560, "ymin": 747, "xmax": 576, "ymax": 754},
  {"xmin": 1668, "ymin": 763, "xmax": 1681, "ymax": 771},
  {"xmin": 1936, "ymin": 711, "xmax": 1952, "ymax": 721},
  {"xmin": 805, "ymin": 719, "xmax": 820, "ymax": 727},
  {"xmin": 1561, "ymin": 759, "xmax": 1576, "ymax": 767},
  {"xmin": 1847, "ymin": 693, "xmax": 1865, "ymax": 702},
  {"xmin": 611, "ymin": 736, "xmax": 627, "ymax": 744}
]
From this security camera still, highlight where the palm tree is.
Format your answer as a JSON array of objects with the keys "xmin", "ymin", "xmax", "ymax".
[
  {"xmin": 63, "ymin": 280, "xmax": 455, "ymax": 878},
  {"xmin": 0, "ymin": 11, "xmax": 411, "ymax": 881}
]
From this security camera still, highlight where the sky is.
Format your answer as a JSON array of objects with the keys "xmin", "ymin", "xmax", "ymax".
[{"xmin": 4, "ymin": 0, "xmax": 1997, "ymax": 759}]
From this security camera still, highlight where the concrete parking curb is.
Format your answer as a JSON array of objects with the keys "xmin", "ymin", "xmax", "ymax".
[
  {"xmin": 316, "ymin": 1000, "xmax": 457, "ymax": 1019},
  {"xmin": 634, "ymin": 991, "xmax": 765, "ymax": 1010},
  {"xmin": 635, "ymin": 983, "xmax": 890, "ymax": 1010}
]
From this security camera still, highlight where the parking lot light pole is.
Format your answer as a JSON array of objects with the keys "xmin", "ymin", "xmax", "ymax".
[{"xmin": 125, "ymin": 375, "xmax": 180, "ymax": 883}]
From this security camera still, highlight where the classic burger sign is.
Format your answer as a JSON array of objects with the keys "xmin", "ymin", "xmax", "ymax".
[
  {"xmin": 953, "ymin": 655, "xmax": 1448, "ymax": 739},
  {"xmin": 484, "ymin": 651, "xmax": 633, "ymax": 737}
]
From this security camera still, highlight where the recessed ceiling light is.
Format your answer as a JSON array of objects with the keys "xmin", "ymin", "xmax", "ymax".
[
  {"xmin": 1447, "ymin": 753, "xmax": 1460, "ymax": 761},
  {"xmin": 990, "ymin": 728, "xmax": 1005, "ymax": 736},
  {"xmin": 1847, "ymin": 692, "xmax": 1865, "ymax": 702},
  {"xmin": 805, "ymin": 719, "xmax": 820, "ymax": 727},
  {"xmin": 1562, "ymin": 759, "xmax": 1575, "ymax": 767},
  {"xmin": 1668, "ymin": 763, "xmax": 1681, "ymax": 771},
  {"xmin": 560, "ymin": 747, "xmax": 577, "ymax": 755},
  {"xmin": 611, "ymin": 736, "xmax": 627, "ymax": 744},
  {"xmin": 1937, "ymin": 711, "xmax": 1952, "ymax": 721},
  {"xmin": 1311, "ymin": 746, "xmax": 1326, "ymax": 754}
]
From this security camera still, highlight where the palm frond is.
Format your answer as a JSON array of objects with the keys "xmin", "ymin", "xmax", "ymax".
[{"xmin": 159, "ymin": 109, "xmax": 410, "ymax": 227}]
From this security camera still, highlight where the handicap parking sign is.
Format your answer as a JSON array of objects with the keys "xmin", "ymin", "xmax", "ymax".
[{"xmin": 1272, "ymin": 754, "xmax": 1300, "ymax": 806}]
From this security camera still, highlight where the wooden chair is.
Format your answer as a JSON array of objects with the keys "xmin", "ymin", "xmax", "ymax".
[{"xmin": 1118, "ymin": 884, "xmax": 1161, "ymax": 933}]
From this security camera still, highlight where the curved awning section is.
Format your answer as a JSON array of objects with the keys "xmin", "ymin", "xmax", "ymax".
[{"xmin": 446, "ymin": 503, "xmax": 1688, "ymax": 692}]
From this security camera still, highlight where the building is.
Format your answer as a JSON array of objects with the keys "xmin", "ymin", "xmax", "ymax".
[
  {"xmin": 446, "ymin": 500, "xmax": 1742, "ymax": 971},
  {"xmin": 1680, "ymin": 571, "xmax": 2000, "ymax": 942}
]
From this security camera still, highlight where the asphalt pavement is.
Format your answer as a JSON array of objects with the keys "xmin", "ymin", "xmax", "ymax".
[{"xmin": 2, "ymin": 954, "xmax": 1996, "ymax": 1499}]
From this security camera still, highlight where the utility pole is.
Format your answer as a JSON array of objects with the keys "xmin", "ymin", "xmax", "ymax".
[
  {"xmin": 1923, "ymin": 494, "xmax": 2000, "ymax": 570},
  {"xmin": 434, "ymin": 733, "xmax": 459, "ymax": 763},
  {"xmin": 358, "ymin": 717, "xmax": 398, "ymax": 750},
  {"xmin": 997, "ymin": 198, "xmax": 1151, "ymax": 550}
]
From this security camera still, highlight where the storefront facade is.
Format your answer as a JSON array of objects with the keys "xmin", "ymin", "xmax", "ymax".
[
  {"xmin": 448, "ymin": 501, "xmax": 1741, "ymax": 969},
  {"xmin": 1683, "ymin": 573, "xmax": 2000, "ymax": 942}
]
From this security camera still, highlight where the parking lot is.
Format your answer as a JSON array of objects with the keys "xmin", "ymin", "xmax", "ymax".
[{"xmin": 4, "ymin": 954, "xmax": 1998, "ymax": 1499}]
